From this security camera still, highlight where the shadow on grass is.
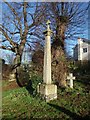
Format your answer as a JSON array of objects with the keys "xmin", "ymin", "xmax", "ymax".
[
  {"xmin": 48, "ymin": 103, "xmax": 90, "ymax": 120},
  {"xmin": 25, "ymin": 80, "xmax": 34, "ymax": 95},
  {"xmin": 77, "ymin": 77, "xmax": 90, "ymax": 85},
  {"xmin": 76, "ymin": 76, "xmax": 90, "ymax": 91}
]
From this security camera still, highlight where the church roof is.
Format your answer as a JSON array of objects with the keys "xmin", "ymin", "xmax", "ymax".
[{"xmin": 81, "ymin": 38, "xmax": 90, "ymax": 44}]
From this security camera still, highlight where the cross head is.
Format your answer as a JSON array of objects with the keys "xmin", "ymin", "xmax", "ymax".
[
  {"xmin": 46, "ymin": 20, "xmax": 51, "ymax": 30},
  {"xmin": 67, "ymin": 73, "xmax": 75, "ymax": 88}
]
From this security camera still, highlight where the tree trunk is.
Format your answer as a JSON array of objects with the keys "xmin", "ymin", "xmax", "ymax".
[
  {"xmin": 56, "ymin": 21, "xmax": 66, "ymax": 49},
  {"xmin": 51, "ymin": 45, "xmax": 67, "ymax": 88},
  {"xmin": 52, "ymin": 22, "xmax": 68, "ymax": 87}
]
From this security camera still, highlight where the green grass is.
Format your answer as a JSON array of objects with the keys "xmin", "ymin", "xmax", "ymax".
[{"xmin": 2, "ymin": 75, "xmax": 90, "ymax": 119}]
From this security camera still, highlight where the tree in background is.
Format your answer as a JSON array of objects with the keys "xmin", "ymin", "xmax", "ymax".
[
  {"xmin": 49, "ymin": 2, "xmax": 88, "ymax": 87},
  {"xmin": 0, "ymin": 2, "xmax": 46, "ymax": 86},
  {"xmin": 48, "ymin": 3, "xmax": 88, "ymax": 47},
  {"xmin": 0, "ymin": 2, "xmax": 45, "ymax": 70}
]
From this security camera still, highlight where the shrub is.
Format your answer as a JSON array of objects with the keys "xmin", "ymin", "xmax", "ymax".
[{"xmin": 16, "ymin": 65, "xmax": 30, "ymax": 87}]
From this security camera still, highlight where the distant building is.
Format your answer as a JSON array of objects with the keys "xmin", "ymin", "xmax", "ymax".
[
  {"xmin": 21, "ymin": 48, "xmax": 32, "ymax": 64},
  {"xmin": 73, "ymin": 38, "xmax": 90, "ymax": 61}
]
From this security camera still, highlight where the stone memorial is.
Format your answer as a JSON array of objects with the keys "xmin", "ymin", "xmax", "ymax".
[
  {"xmin": 37, "ymin": 20, "xmax": 57, "ymax": 102},
  {"xmin": 67, "ymin": 73, "xmax": 75, "ymax": 88},
  {"xmin": 9, "ymin": 73, "xmax": 16, "ymax": 82}
]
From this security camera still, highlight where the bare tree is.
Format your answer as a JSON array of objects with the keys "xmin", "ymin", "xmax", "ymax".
[
  {"xmin": 0, "ymin": 2, "xmax": 46, "ymax": 70},
  {"xmin": 47, "ymin": 2, "xmax": 89, "ymax": 87},
  {"xmin": 46, "ymin": 2, "xmax": 88, "ymax": 48}
]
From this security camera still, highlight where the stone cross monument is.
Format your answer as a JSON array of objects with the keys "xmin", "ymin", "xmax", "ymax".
[
  {"xmin": 37, "ymin": 20, "xmax": 57, "ymax": 102},
  {"xmin": 43, "ymin": 20, "xmax": 52, "ymax": 84},
  {"xmin": 67, "ymin": 73, "xmax": 75, "ymax": 88}
]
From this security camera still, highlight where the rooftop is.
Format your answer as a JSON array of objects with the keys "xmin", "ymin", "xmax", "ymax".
[{"xmin": 79, "ymin": 38, "xmax": 90, "ymax": 44}]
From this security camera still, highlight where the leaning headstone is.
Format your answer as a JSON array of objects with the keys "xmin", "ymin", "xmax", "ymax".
[
  {"xmin": 9, "ymin": 73, "xmax": 16, "ymax": 82},
  {"xmin": 67, "ymin": 73, "xmax": 75, "ymax": 88},
  {"xmin": 37, "ymin": 20, "xmax": 57, "ymax": 102}
]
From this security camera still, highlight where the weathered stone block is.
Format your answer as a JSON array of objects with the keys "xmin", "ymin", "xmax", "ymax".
[{"xmin": 37, "ymin": 83, "xmax": 57, "ymax": 102}]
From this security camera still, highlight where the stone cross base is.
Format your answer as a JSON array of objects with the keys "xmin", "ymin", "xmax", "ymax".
[{"xmin": 37, "ymin": 84, "xmax": 57, "ymax": 102}]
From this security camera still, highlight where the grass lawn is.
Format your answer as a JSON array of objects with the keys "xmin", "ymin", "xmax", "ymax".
[{"xmin": 2, "ymin": 75, "xmax": 90, "ymax": 120}]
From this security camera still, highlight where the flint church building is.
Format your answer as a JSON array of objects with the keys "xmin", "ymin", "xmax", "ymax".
[{"xmin": 73, "ymin": 38, "xmax": 90, "ymax": 61}]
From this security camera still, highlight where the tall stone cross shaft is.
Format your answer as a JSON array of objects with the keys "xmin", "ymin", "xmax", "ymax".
[
  {"xmin": 43, "ymin": 20, "xmax": 52, "ymax": 84},
  {"xmin": 37, "ymin": 20, "xmax": 57, "ymax": 102}
]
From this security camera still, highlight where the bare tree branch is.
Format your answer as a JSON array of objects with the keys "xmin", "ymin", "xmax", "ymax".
[{"xmin": 0, "ymin": 27, "xmax": 17, "ymax": 47}]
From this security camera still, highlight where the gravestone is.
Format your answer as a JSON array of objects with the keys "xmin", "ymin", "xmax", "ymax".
[
  {"xmin": 67, "ymin": 73, "xmax": 75, "ymax": 88},
  {"xmin": 37, "ymin": 20, "xmax": 57, "ymax": 102},
  {"xmin": 9, "ymin": 73, "xmax": 16, "ymax": 82}
]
